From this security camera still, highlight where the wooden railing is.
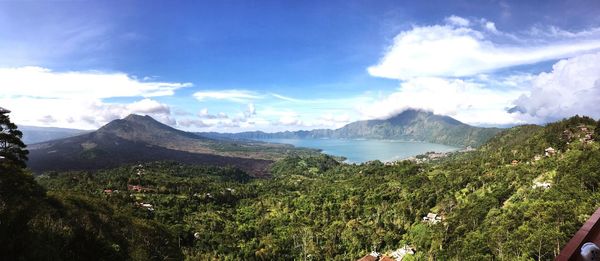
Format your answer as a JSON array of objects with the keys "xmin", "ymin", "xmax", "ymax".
[{"xmin": 557, "ymin": 208, "xmax": 600, "ymax": 260}]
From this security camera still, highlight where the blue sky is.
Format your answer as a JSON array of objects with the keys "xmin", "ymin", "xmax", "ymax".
[{"xmin": 1, "ymin": 0, "xmax": 600, "ymax": 131}]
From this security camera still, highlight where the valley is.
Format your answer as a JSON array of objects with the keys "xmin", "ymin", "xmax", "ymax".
[
  {"xmin": 3, "ymin": 111, "xmax": 600, "ymax": 260},
  {"xmin": 200, "ymin": 109, "xmax": 502, "ymax": 148}
]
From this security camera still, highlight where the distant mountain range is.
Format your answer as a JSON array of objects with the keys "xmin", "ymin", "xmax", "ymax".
[
  {"xmin": 20, "ymin": 125, "xmax": 90, "ymax": 144},
  {"xmin": 200, "ymin": 109, "xmax": 502, "ymax": 147},
  {"xmin": 26, "ymin": 110, "xmax": 502, "ymax": 175},
  {"xmin": 27, "ymin": 115, "xmax": 316, "ymax": 176}
]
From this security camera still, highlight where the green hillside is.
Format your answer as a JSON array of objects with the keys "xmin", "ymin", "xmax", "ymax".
[
  {"xmin": 0, "ymin": 164, "xmax": 182, "ymax": 260},
  {"xmin": 3, "ymin": 115, "xmax": 600, "ymax": 260}
]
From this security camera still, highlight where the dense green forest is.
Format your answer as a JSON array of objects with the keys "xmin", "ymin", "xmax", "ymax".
[{"xmin": 2, "ymin": 115, "xmax": 600, "ymax": 260}]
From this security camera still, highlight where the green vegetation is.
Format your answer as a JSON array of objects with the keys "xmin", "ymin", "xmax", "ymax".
[
  {"xmin": 0, "ymin": 110, "xmax": 182, "ymax": 260},
  {"xmin": 4, "ymin": 114, "xmax": 600, "ymax": 260},
  {"xmin": 0, "ymin": 107, "xmax": 28, "ymax": 168}
]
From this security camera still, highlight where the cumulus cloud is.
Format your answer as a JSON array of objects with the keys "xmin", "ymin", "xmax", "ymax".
[
  {"xmin": 193, "ymin": 90, "xmax": 260, "ymax": 103},
  {"xmin": 1, "ymin": 97, "xmax": 175, "ymax": 128},
  {"xmin": 445, "ymin": 15, "xmax": 470, "ymax": 27},
  {"xmin": 277, "ymin": 116, "xmax": 303, "ymax": 126},
  {"xmin": 511, "ymin": 52, "xmax": 600, "ymax": 123},
  {"xmin": 127, "ymin": 98, "xmax": 170, "ymax": 114},
  {"xmin": 367, "ymin": 16, "xmax": 600, "ymax": 80},
  {"xmin": 198, "ymin": 108, "xmax": 228, "ymax": 119},
  {"xmin": 358, "ymin": 77, "xmax": 526, "ymax": 125},
  {"xmin": 483, "ymin": 21, "xmax": 498, "ymax": 34},
  {"xmin": 0, "ymin": 66, "xmax": 189, "ymax": 128},
  {"xmin": 177, "ymin": 119, "xmax": 213, "ymax": 128},
  {"xmin": 0, "ymin": 66, "xmax": 191, "ymax": 98}
]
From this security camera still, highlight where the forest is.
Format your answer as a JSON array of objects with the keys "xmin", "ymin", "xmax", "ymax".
[{"xmin": 2, "ymin": 115, "xmax": 600, "ymax": 260}]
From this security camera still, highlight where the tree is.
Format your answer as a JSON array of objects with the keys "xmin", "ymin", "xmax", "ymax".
[{"xmin": 0, "ymin": 107, "xmax": 28, "ymax": 168}]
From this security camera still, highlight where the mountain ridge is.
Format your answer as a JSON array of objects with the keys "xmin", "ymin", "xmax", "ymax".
[
  {"xmin": 27, "ymin": 114, "xmax": 314, "ymax": 176},
  {"xmin": 199, "ymin": 109, "xmax": 502, "ymax": 147},
  {"xmin": 19, "ymin": 125, "xmax": 91, "ymax": 144}
]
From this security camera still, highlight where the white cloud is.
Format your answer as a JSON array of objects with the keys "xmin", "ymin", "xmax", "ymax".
[
  {"xmin": 197, "ymin": 108, "xmax": 228, "ymax": 119},
  {"xmin": 368, "ymin": 16, "xmax": 600, "ymax": 80},
  {"xmin": 0, "ymin": 66, "xmax": 189, "ymax": 128},
  {"xmin": 1, "ymin": 97, "xmax": 175, "ymax": 128},
  {"xmin": 445, "ymin": 15, "xmax": 470, "ymax": 27},
  {"xmin": 199, "ymin": 108, "xmax": 209, "ymax": 117},
  {"xmin": 358, "ymin": 77, "xmax": 526, "ymax": 125},
  {"xmin": 0, "ymin": 66, "xmax": 191, "ymax": 98},
  {"xmin": 193, "ymin": 90, "xmax": 260, "ymax": 103},
  {"xmin": 38, "ymin": 115, "xmax": 57, "ymax": 124},
  {"xmin": 177, "ymin": 119, "xmax": 213, "ymax": 128},
  {"xmin": 484, "ymin": 21, "xmax": 498, "ymax": 33},
  {"xmin": 270, "ymin": 93, "xmax": 305, "ymax": 102},
  {"xmin": 277, "ymin": 115, "xmax": 303, "ymax": 126},
  {"xmin": 511, "ymin": 52, "xmax": 600, "ymax": 123},
  {"xmin": 244, "ymin": 103, "xmax": 256, "ymax": 118},
  {"xmin": 127, "ymin": 98, "xmax": 170, "ymax": 114},
  {"xmin": 319, "ymin": 113, "xmax": 351, "ymax": 124}
]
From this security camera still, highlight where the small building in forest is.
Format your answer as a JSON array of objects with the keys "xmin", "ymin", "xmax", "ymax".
[
  {"xmin": 533, "ymin": 181, "xmax": 551, "ymax": 189},
  {"xmin": 423, "ymin": 212, "xmax": 442, "ymax": 224},
  {"xmin": 545, "ymin": 147, "xmax": 556, "ymax": 157},
  {"xmin": 357, "ymin": 251, "xmax": 379, "ymax": 261},
  {"xmin": 391, "ymin": 245, "xmax": 415, "ymax": 260}
]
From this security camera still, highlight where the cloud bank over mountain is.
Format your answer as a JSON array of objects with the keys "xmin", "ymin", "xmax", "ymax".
[{"xmin": 363, "ymin": 15, "xmax": 600, "ymax": 126}]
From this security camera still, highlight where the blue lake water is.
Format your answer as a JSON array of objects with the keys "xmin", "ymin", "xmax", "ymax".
[{"xmin": 259, "ymin": 138, "xmax": 460, "ymax": 163}]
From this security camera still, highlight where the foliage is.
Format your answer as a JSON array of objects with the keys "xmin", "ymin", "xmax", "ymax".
[
  {"xmin": 0, "ymin": 118, "xmax": 182, "ymax": 260},
  {"xmin": 0, "ymin": 108, "xmax": 28, "ymax": 168},
  {"xmin": 7, "ymin": 114, "xmax": 600, "ymax": 260}
]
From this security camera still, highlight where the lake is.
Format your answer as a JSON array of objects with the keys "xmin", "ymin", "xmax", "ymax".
[{"xmin": 259, "ymin": 138, "xmax": 460, "ymax": 163}]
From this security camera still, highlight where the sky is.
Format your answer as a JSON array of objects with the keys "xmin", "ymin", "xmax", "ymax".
[{"xmin": 1, "ymin": 0, "xmax": 600, "ymax": 132}]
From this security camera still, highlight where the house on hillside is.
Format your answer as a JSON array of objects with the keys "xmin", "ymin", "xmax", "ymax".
[
  {"xmin": 578, "ymin": 125, "xmax": 589, "ymax": 132},
  {"xmin": 357, "ymin": 251, "xmax": 379, "ymax": 261},
  {"xmin": 128, "ymin": 185, "xmax": 143, "ymax": 192},
  {"xmin": 462, "ymin": 146, "xmax": 476, "ymax": 152},
  {"xmin": 582, "ymin": 133, "xmax": 594, "ymax": 144},
  {"xmin": 533, "ymin": 181, "xmax": 551, "ymax": 189},
  {"xmin": 423, "ymin": 213, "xmax": 442, "ymax": 224},
  {"xmin": 391, "ymin": 245, "xmax": 415, "ymax": 260},
  {"xmin": 127, "ymin": 184, "xmax": 155, "ymax": 193},
  {"xmin": 545, "ymin": 147, "xmax": 556, "ymax": 157},
  {"xmin": 103, "ymin": 189, "xmax": 113, "ymax": 195},
  {"xmin": 511, "ymin": 160, "xmax": 519, "ymax": 166},
  {"xmin": 135, "ymin": 202, "xmax": 155, "ymax": 211},
  {"xmin": 356, "ymin": 251, "xmax": 398, "ymax": 261}
]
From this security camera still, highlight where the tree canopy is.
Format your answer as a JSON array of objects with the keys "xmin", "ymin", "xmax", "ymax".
[{"xmin": 0, "ymin": 107, "xmax": 28, "ymax": 168}]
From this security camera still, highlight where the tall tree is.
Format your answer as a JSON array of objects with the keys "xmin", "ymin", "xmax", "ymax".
[{"xmin": 0, "ymin": 107, "xmax": 28, "ymax": 168}]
